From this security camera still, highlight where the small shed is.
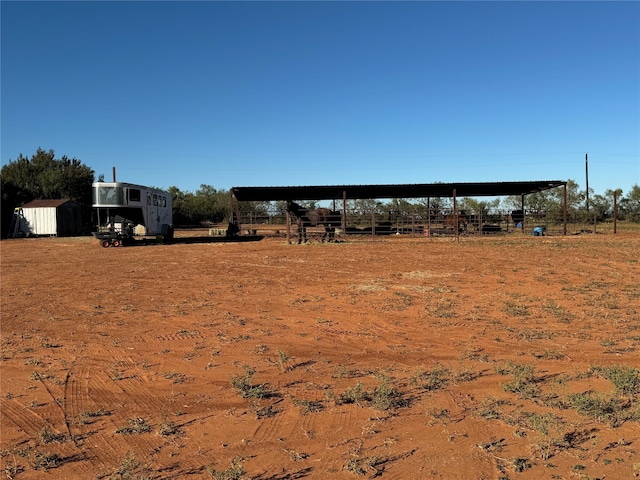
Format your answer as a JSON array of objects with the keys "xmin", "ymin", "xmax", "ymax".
[{"xmin": 20, "ymin": 199, "xmax": 83, "ymax": 236}]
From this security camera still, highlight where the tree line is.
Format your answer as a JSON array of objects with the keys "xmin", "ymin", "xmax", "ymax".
[{"xmin": 1, "ymin": 148, "xmax": 639, "ymax": 237}]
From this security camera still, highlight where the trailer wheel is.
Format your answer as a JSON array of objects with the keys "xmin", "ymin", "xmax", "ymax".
[
  {"xmin": 112, "ymin": 239, "xmax": 121, "ymax": 247},
  {"xmin": 101, "ymin": 240, "xmax": 111, "ymax": 248}
]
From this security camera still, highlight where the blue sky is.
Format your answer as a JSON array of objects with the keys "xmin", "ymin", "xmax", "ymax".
[{"xmin": 2, "ymin": 1, "xmax": 639, "ymax": 196}]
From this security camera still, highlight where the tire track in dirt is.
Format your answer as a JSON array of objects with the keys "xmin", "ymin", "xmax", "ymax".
[
  {"xmin": 61, "ymin": 359, "xmax": 167, "ymax": 472},
  {"xmin": 0, "ymin": 396, "xmax": 99, "ymax": 477},
  {"xmin": 0, "ymin": 398, "xmax": 50, "ymax": 439},
  {"xmin": 64, "ymin": 364, "xmax": 126, "ymax": 471}
]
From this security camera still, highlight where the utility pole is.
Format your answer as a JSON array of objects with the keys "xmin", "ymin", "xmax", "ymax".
[{"xmin": 585, "ymin": 153, "xmax": 589, "ymax": 213}]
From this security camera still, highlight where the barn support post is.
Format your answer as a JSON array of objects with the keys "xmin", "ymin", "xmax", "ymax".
[
  {"xmin": 342, "ymin": 190, "xmax": 347, "ymax": 233},
  {"xmin": 453, "ymin": 189, "xmax": 459, "ymax": 243},
  {"xmin": 372, "ymin": 212, "xmax": 375, "ymax": 237},
  {"xmin": 286, "ymin": 210, "xmax": 291, "ymax": 244},
  {"xmin": 520, "ymin": 194, "xmax": 525, "ymax": 234},
  {"xmin": 563, "ymin": 184, "xmax": 568, "ymax": 235},
  {"xmin": 427, "ymin": 197, "xmax": 431, "ymax": 238}
]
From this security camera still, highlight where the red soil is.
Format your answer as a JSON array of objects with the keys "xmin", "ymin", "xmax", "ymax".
[{"xmin": 1, "ymin": 232, "xmax": 639, "ymax": 479}]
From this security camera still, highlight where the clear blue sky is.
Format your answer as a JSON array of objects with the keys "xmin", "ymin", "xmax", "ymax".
[{"xmin": 2, "ymin": 1, "xmax": 639, "ymax": 196}]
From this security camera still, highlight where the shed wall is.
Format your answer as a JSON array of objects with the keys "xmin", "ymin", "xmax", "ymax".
[
  {"xmin": 57, "ymin": 205, "xmax": 83, "ymax": 236},
  {"xmin": 22, "ymin": 207, "xmax": 57, "ymax": 235}
]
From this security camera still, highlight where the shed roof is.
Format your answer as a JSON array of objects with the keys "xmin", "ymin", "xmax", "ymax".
[
  {"xmin": 231, "ymin": 180, "xmax": 566, "ymax": 202},
  {"xmin": 22, "ymin": 199, "xmax": 76, "ymax": 208}
]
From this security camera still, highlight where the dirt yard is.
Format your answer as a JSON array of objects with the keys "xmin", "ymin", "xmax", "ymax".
[{"xmin": 1, "ymin": 231, "xmax": 639, "ymax": 480}]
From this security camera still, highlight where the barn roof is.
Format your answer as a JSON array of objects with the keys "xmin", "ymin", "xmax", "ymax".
[
  {"xmin": 231, "ymin": 180, "xmax": 567, "ymax": 202},
  {"xmin": 22, "ymin": 199, "xmax": 76, "ymax": 208}
]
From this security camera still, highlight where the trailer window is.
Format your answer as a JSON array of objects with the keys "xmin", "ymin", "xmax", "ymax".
[
  {"xmin": 153, "ymin": 194, "xmax": 158, "ymax": 206},
  {"xmin": 128, "ymin": 189, "xmax": 141, "ymax": 202},
  {"xmin": 161, "ymin": 196, "xmax": 166, "ymax": 207},
  {"xmin": 147, "ymin": 195, "xmax": 151, "ymax": 205},
  {"xmin": 98, "ymin": 186, "xmax": 123, "ymax": 205}
]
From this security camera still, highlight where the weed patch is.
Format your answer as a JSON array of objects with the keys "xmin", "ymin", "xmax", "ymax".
[
  {"xmin": 568, "ymin": 391, "xmax": 639, "ymax": 427},
  {"xmin": 102, "ymin": 451, "xmax": 153, "ymax": 480},
  {"xmin": 496, "ymin": 362, "xmax": 541, "ymax": 399},
  {"xmin": 116, "ymin": 417, "xmax": 152, "ymax": 435},
  {"xmin": 207, "ymin": 456, "xmax": 245, "ymax": 480},
  {"xmin": 230, "ymin": 365, "xmax": 273, "ymax": 399},
  {"xmin": 410, "ymin": 363, "xmax": 451, "ymax": 392},
  {"xmin": 593, "ymin": 364, "xmax": 640, "ymax": 396}
]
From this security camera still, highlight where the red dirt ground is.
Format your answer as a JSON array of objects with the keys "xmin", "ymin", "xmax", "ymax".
[{"xmin": 1, "ymin": 231, "xmax": 639, "ymax": 480}]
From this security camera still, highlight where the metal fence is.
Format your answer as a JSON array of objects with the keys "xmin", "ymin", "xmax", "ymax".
[{"xmin": 233, "ymin": 207, "xmax": 613, "ymax": 239}]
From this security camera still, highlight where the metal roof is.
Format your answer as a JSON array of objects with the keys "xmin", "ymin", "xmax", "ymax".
[
  {"xmin": 231, "ymin": 181, "xmax": 567, "ymax": 202},
  {"xmin": 21, "ymin": 199, "xmax": 76, "ymax": 208}
]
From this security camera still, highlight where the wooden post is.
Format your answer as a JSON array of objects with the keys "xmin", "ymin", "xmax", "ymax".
[
  {"xmin": 286, "ymin": 211, "xmax": 291, "ymax": 244},
  {"xmin": 585, "ymin": 153, "xmax": 589, "ymax": 214}
]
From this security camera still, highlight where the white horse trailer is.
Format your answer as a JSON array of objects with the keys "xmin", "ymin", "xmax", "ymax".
[{"xmin": 92, "ymin": 182, "xmax": 173, "ymax": 247}]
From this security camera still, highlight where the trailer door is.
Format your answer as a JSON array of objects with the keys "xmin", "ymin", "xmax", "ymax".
[{"xmin": 146, "ymin": 193, "xmax": 158, "ymax": 234}]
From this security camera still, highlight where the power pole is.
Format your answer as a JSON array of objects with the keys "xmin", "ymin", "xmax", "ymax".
[{"xmin": 585, "ymin": 153, "xmax": 589, "ymax": 213}]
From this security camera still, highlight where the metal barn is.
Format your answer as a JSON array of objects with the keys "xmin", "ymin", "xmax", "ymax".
[{"xmin": 19, "ymin": 199, "xmax": 83, "ymax": 237}]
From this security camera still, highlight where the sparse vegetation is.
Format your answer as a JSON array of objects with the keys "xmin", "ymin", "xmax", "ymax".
[
  {"xmin": 30, "ymin": 450, "xmax": 62, "ymax": 471},
  {"xmin": 3, "ymin": 224, "xmax": 640, "ymax": 480},
  {"xmin": 344, "ymin": 455, "xmax": 387, "ymax": 476},
  {"xmin": 157, "ymin": 417, "xmax": 180, "ymax": 436},
  {"xmin": 104, "ymin": 451, "xmax": 153, "ymax": 480},
  {"xmin": 503, "ymin": 300, "xmax": 530, "ymax": 317},
  {"xmin": 293, "ymin": 398, "xmax": 324, "ymax": 415},
  {"xmin": 116, "ymin": 417, "xmax": 152, "ymax": 435},
  {"xmin": 39, "ymin": 425, "xmax": 66, "ymax": 444},
  {"xmin": 595, "ymin": 364, "xmax": 640, "ymax": 396},
  {"xmin": 371, "ymin": 374, "xmax": 405, "ymax": 411},
  {"xmin": 410, "ymin": 363, "xmax": 451, "ymax": 392},
  {"xmin": 230, "ymin": 365, "xmax": 272, "ymax": 399},
  {"xmin": 567, "ymin": 391, "xmax": 638, "ymax": 427},
  {"xmin": 163, "ymin": 371, "xmax": 186, "ymax": 384},
  {"xmin": 496, "ymin": 361, "xmax": 541, "ymax": 399},
  {"xmin": 206, "ymin": 456, "xmax": 245, "ymax": 480},
  {"xmin": 79, "ymin": 407, "xmax": 110, "ymax": 424},
  {"xmin": 277, "ymin": 350, "xmax": 289, "ymax": 372}
]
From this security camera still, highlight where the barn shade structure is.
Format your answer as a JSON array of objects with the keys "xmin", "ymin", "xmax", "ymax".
[
  {"xmin": 230, "ymin": 180, "xmax": 569, "ymax": 237},
  {"xmin": 231, "ymin": 180, "xmax": 567, "ymax": 202}
]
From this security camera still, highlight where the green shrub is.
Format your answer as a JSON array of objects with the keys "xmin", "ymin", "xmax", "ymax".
[
  {"xmin": 596, "ymin": 365, "xmax": 640, "ymax": 396},
  {"xmin": 230, "ymin": 365, "xmax": 271, "ymax": 399}
]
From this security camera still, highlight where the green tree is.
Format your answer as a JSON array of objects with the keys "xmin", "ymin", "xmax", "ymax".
[
  {"xmin": 1, "ymin": 148, "xmax": 95, "ymax": 236},
  {"xmin": 503, "ymin": 180, "xmax": 583, "ymax": 220},
  {"xmin": 619, "ymin": 184, "xmax": 640, "ymax": 221},
  {"xmin": 589, "ymin": 193, "xmax": 611, "ymax": 221},
  {"xmin": 167, "ymin": 184, "xmax": 230, "ymax": 226},
  {"xmin": 458, "ymin": 197, "xmax": 501, "ymax": 216},
  {"xmin": 415, "ymin": 196, "xmax": 452, "ymax": 216}
]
